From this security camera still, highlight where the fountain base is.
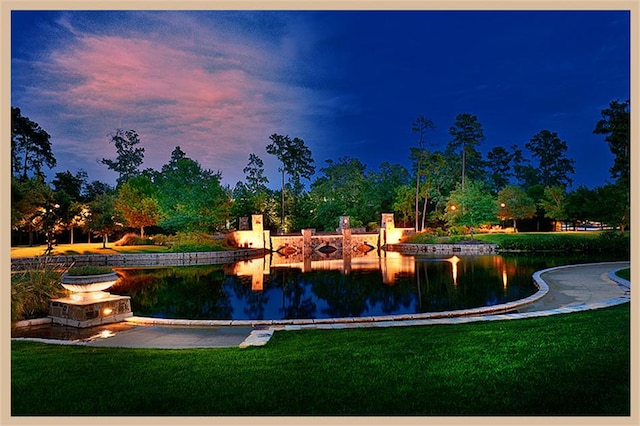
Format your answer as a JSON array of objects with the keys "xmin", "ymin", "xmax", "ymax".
[{"xmin": 49, "ymin": 293, "xmax": 132, "ymax": 328}]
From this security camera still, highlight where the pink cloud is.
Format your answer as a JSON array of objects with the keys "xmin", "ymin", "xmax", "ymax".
[{"xmin": 39, "ymin": 22, "xmax": 312, "ymax": 186}]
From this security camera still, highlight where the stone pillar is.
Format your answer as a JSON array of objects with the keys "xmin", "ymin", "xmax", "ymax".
[
  {"xmin": 302, "ymin": 229, "xmax": 313, "ymax": 273},
  {"xmin": 380, "ymin": 213, "xmax": 394, "ymax": 247},
  {"xmin": 340, "ymin": 216, "xmax": 352, "ymax": 273},
  {"xmin": 339, "ymin": 216, "xmax": 350, "ymax": 230},
  {"xmin": 381, "ymin": 213, "xmax": 395, "ymax": 230},
  {"xmin": 252, "ymin": 215, "xmax": 264, "ymax": 233},
  {"xmin": 341, "ymin": 227, "xmax": 352, "ymax": 274},
  {"xmin": 252, "ymin": 215, "xmax": 265, "ymax": 249}
]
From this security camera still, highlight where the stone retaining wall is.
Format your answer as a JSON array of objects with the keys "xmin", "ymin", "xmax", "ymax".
[
  {"xmin": 11, "ymin": 248, "xmax": 265, "ymax": 270},
  {"xmin": 385, "ymin": 243, "xmax": 498, "ymax": 255}
]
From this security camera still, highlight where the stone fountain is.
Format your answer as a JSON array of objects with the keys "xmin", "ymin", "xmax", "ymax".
[{"xmin": 49, "ymin": 269, "xmax": 132, "ymax": 328}]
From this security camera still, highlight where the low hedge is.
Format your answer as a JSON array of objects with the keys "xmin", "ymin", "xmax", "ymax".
[{"xmin": 406, "ymin": 231, "xmax": 629, "ymax": 255}]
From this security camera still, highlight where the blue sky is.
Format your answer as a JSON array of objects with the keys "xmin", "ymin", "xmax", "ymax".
[{"xmin": 11, "ymin": 9, "xmax": 630, "ymax": 189}]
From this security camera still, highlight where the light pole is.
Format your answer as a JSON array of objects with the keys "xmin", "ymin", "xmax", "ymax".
[{"xmin": 43, "ymin": 203, "xmax": 60, "ymax": 255}]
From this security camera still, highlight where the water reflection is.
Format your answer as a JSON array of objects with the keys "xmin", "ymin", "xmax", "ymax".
[{"xmin": 110, "ymin": 250, "xmax": 574, "ymax": 321}]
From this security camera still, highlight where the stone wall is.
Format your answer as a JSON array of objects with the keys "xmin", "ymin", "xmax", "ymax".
[
  {"xmin": 11, "ymin": 248, "xmax": 265, "ymax": 270},
  {"xmin": 385, "ymin": 243, "xmax": 497, "ymax": 255}
]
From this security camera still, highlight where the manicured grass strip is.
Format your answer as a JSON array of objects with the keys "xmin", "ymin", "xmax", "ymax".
[
  {"xmin": 10, "ymin": 243, "xmax": 170, "ymax": 258},
  {"xmin": 12, "ymin": 304, "xmax": 630, "ymax": 416},
  {"xmin": 616, "ymin": 268, "xmax": 630, "ymax": 281}
]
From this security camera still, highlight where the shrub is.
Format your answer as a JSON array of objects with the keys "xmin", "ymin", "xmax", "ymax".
[
  {"xmin": 148, "ymin": 232, "xmax": 230, "ymax": 252},
  {"xmin": 475, "ymin": 232, "xmax": 629, "ymax": 255},
  {"xmin": 114, "ymin": 233, "xmax": 154, "ymax": 246},
  {"xmin": 65, "ymin": 265, "xmax": 114, "ymax": 276},
  {"xmin": 11, "ymin": 258, "xmax": 69, "ymax": 322}
]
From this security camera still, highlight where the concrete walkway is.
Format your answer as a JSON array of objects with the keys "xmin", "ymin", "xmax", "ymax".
[{"xmin": 12, "ymin": 261, "xmax": 630, "ymax": 349}]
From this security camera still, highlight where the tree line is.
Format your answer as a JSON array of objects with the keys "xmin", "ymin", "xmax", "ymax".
[{"xmin": 10, "ymin": 99, "xmax": 629, "ymax": 247}]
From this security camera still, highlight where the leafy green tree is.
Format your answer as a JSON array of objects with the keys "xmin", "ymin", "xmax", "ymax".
[
  {"xmin": 51, "ymin": 170, "xmax": 88, "ymax": 244},
  {"xmin": 497, "ymin": 186, "xmax": 536, "ymax": 232},
  {"xmin": 82, "ymin": 180, "xmax": 113, "ymax": 202},
  {"xmin": 365, "ymin": 162, "xmax": 410, "ymax": 227},
  {"xmin": 486, "ymin": 146, "xmax": 513, "ymax": 193},
  {"xmin": 593, "ymin": 182, "xmax": 629, "ymax": 234},
  {"xmin": 11, "ymin": 107, "xmax": 56, "ymax": 180},
  {"xmin": 392, "ymin": 184, "xmax": 416, "ymax": 228},
  {"xmin": 115, "ymin": 176, "xmax": 162, "ymax": 238},
  {"xmin": 309, "ymin": 156, "xmax": 367, "ymax": 230},
  {"xmin": 411, "ymin": 115, "xmax": 435, "ymax": 231},
  {"xmin": 101, "ymin": 129, "xmax": 145, "ymax": 186},
  {"xmin": 11, "ymin": 175, "xmax": 53, "ymax": 246},
  {"xmin": 232, "ymin": 154, "xmax": 277, "ymax": 229},
  {"xmin": 266, "ymin": 134, "xmax": 315, "ymax": 231},
  {"xmin": 539, "ymin": 186, "xmax": 567, "ymax": 231},
  {"xmin": 444, "ymin": 180, "xmax": 497, "ymax": 235},
  {"xmin": 84, "ymin": 191, "xmax": 124, "ymax": 248},
  {"xmin": 564, "ymin": 185, "xmax": 595, "ymax": 231},
  {"xmin": 447, "ymin": 113, "xmax": 486, "ymax": 189},
  {"xmin": 593, "ymin": 99, "xmax": 630, "ymax": 233},
  {"xmin": 243, "ymin": 153, "xmax": 269, "ymax": 193},
  {"xmin": 511, "ymin": 144, "xmax": 538, "ymax": 188},
  {"xmin": 525, "ymin": 130, "xmax": 575, "ymax": 187},
  {"xmin": 593, "ymin": 99, "xmax": 630, "ymax": 186},
  {"xmin": 155, "ymin": 147, "xmax": 231, "ymax": 233},
  {"xmin": 420, "ymin": 151, "xmax": 453, "ymax": 228}
]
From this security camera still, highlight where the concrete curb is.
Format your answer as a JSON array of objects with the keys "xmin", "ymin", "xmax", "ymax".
[{"xmin": 11, "ymin": 261, "xmax": 630, "ymax": 349}]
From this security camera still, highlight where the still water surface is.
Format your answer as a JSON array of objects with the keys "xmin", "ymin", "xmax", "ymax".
[{"xmin": 109, "ymin": 252, "xmax": 617, "ymax": 321}]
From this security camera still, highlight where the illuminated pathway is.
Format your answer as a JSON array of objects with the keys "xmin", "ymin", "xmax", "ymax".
[{"xmin": 12, "ymin": 261, "xmax": 630, "ymax": 349}]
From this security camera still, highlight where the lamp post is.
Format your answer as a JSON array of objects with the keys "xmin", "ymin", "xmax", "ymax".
[{"xmin": 43, "ymin": 203, "xmax": 60, "ymax": 255}]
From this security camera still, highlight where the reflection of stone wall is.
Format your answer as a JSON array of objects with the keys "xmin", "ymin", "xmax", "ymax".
[
  {"xmin": 11, "ymin": 249, "xmax": 264, "ymax": 270},
  {"xmin": 386, "ymin": 243, "xmax": 497, "ymax": 254}
]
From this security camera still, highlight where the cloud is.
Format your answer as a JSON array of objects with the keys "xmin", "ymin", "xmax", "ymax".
[{"xmin": 18, "ymin": 11, "xmax": 325, "ymax": 186}]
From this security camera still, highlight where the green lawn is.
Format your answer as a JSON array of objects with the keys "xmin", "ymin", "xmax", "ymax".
[
  {"xmin": 616, "ymin": 268, "xmax": 630, "ymax": 281},
  {"xmin": 12, "ymin": 303, "xmax": 630, "ymax": 416},
  {"xmin": 10, "ymin": 242, "xmax": 169, "ymax": 258}
]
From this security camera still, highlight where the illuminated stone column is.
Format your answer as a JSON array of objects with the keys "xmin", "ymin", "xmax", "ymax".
[
  {"xmin": 252, "ymin": 215, "xmax": 264, "ymax": 249},
  {"xmin": 239, "ymin": 217, "xmax": 250, "ymax": 230},
  {"xmin": 302, "ymin": 229, "xmax": 313, "ymax": 273},
  {"xmin": 340, "ymin": 217, "xmax": 352, "ymax": 274},
  {"xmin": 380, "ymin": 213, "xmax": 395, "ymax": 247}
]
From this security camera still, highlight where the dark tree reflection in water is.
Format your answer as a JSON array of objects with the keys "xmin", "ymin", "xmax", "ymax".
[{"xmin": 111, "ymin": 253, "xmax": 621, "ymax": 321}]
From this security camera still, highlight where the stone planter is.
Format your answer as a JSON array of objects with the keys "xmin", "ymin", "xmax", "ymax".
[
  {"xmin": 60, "ymin": 271, "xmax": 119, "ymax": 293},
  {"xmin": 50, "ymin": 270, "xmax": 132, "ymax": 328}
]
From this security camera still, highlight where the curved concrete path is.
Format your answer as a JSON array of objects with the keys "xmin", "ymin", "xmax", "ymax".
[{"xmin": 12, "ymin": 261, "xmax": 630, "ymax": 349}]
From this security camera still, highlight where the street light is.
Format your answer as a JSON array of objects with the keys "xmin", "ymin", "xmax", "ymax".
[{"xmin": 43, "ymin": 203, "xmax": 60, "ymax": 255}]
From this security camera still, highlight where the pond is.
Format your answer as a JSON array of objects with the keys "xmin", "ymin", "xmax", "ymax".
[{"xmin": 109, "ymin": 251, "xmax": 622, "ymax": 321}]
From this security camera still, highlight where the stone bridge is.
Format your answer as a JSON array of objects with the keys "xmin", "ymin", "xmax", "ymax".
[{"xmin": 230, "ymin": 214, "xmax": 414, "ymax": 266}]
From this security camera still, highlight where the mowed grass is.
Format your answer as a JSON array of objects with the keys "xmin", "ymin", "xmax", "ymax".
[
  {"xmin": 11, "ymin": 242, "xmax": 169, "ymax": 258},
  {"xmin": 616, "ymin": 268, "xmax": 631, "ymax": 281},
  {"xmin": 12, "ymin": 303, "xmax": 630, "ymax": 416}
]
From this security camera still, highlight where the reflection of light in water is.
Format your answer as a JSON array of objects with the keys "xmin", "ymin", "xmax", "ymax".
[
  {"xmin": 232, "ymin": 258, "xmax": 269, "ymax": 291},
  {"xmin": 502, "ymin": 266, "xmax": 508, "ymax": 289},
  {"xmin": 446, "ymin": 256, "xmax": 460, "ymax": 285},
  {"xmin": 87, "ymin": 330, "xmax": 116, "ymax": 341}
]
